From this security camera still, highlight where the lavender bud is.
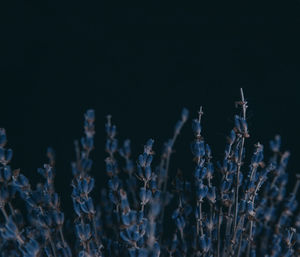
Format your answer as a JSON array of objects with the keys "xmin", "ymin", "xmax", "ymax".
[
  {"xmin": 229, "ymin": 129, "xmax": 236, "ymax": 144},
  {"xmin": 207, "ymin": 186, "xmax": 216, "ymax": 203},
  {"xmin": 0, "ymin": 129, "xmax": 7, "ymax": 147},
  {"xmin": 197, "ymin": 181, "xmax": 208, "ymax": 201},
  {"xmin": 247, "ymin": 201, "xmax": 255, "ymax": 217},
  {"xmin": 121, "ymin": 213, "xmax": 130, "ymax": 226},
  {"xmin": 191, "ymin": 141, "xmax": 205, "ymax": 158},
  {"xmin": 175, "ymin": 216, "xmax": 185, "ymax": 231},
  {"xmin": 138, "ymin": 154, "xmax": 146, "ymax": 167},
  {"xmin": 205, "ymin": 143, "xmax": 212, "ymax": 158},
  {"xmin": 181, "ymin": 108, "xmax": 189, "ymax": 122},
  {"xmin": 234, "ymin": 115, "xmax": 241, "ymax": 132},
  {"xmin": 3, "ymin": 166, "xmax": 11, "ymax": 181},
  {"xmin": 192, "ymin": 119, "xmax": 201, "ymax": 137},
  {"xmin": 85, "ymin": 109, "xmax": 95, "ymax": 123},
  {"xmin": 270, "ymin": 135, "xmax": 281, "ymax": 152}
]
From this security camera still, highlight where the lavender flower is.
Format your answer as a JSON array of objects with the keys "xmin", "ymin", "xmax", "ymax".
[{"xmin": 0, "ymin": 89, "xmax": 299, "ymax": 257}]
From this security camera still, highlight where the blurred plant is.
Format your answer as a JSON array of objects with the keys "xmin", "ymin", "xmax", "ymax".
[{"xmin": 0, "ymin": 89, "xmax": 299, "ymax": 257}]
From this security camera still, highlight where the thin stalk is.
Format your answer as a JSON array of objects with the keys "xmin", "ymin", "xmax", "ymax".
[
  {"xmin": 59, "ymin": 226, "xmax": 67, "ymax": 247},
  {"xmin": 293, "ymin": 175, "xmax": 300, "ymax": 195},
  {"xmin": 236, "ymin": 233, "xmax": 243, "ymax": 257},
  {"xmin": 49, "ymin": 235, "xmax": 58, "ymax": 257},
  {"xmin": 246, "ymin": 221, "xmax": 253, "ymax": 257},
  {"xmin": 233, "ymin": 136, "xmax": 244, "ymax": 232},
  {"xmin": 217, "ymin": 207, "xmax": 222, "ymax": 257},
  {"xmin": 246, "ymin": 178, "xmax": 262, "ymax": 257},
  {"xmin": 233, "ymin": 88, "xmax": 248, "ymax": 233},
  {"xmin": 196, "ymin": 107, "xmax": 204, "ymax": 238},
  {"xmin": 40, "ymin": 207, "xmax": 57, "ymax": 257},
  {"xmin": 1, "ymin": 206, "xmax": 8, "ymax": 221},
  {"xmin": 229, "ymin": 163, "xmax": 257, "ymax": 256},
  {"xmin": 199, "ymin": 201, "xmax": 204, "ymax": 236},
  {"xmin": 209, "ymin": 204, "xmax": 213, "ymax": 242},
  {"xmin": 160, "ymin": 118, "xmax": 184, "ymax": 225},
  {"xmin": 92, "ymin": 215, "xmax": 102, "ymax": 249},
  {"xmin": 223, "ymin": 204, "xmax": 233, "ymax": 256}
]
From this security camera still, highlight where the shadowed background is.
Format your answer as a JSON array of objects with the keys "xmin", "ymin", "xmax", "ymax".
[{"xmin": 1, "ymin": 2, "xmax": 300, "ymax": 214}]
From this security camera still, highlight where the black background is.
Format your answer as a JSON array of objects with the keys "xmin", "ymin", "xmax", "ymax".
[{"xmin": 1, "ymin": 1, "xmax": 300, "ymax": 212}]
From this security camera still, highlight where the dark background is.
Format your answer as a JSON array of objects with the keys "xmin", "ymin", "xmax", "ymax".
[{"xmin": 1, "ymin": 2, "xmax": 300, "ymax": 211}]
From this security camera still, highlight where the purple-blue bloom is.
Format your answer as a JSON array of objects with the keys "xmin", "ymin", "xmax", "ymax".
[{"xmin": 0, "ymin": 89, "xmax": 299, "ymax": 256}]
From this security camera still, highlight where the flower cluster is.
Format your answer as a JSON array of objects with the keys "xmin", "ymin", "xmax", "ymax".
[{"xmin": 0, "ymin": 89, "xmax": 299, "ymax": 257}]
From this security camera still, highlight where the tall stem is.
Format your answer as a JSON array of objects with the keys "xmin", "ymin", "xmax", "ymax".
[
  {"xmin": 199, "ymin": 201, "xmax": 204, "ymax": 236},
  {"xmin": 92, "ymin": 215, "xmax": 101, "ymax": 249},
  {"xmin": 233, "ymin": 136, "xmax": 244, "ymax": 233},
  {"xmin": 246, "ymin": 221, "xmax": 253, "ymax": 257},
  {"xmin": 59, "ymin": 226, "xmax": 67, "ymax": 247},
  {"xmin": 233, "ymin": 88, "xmax": 247, "ymax": 232},
  {"xmin": 217, "ymin": 207, "xmax": 222, "ymax": 257}
]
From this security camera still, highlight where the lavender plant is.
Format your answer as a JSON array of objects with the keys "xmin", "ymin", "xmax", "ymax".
[{"xmin": 0, "ymin": 89, "xmax": 299, "ymax": 257}]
